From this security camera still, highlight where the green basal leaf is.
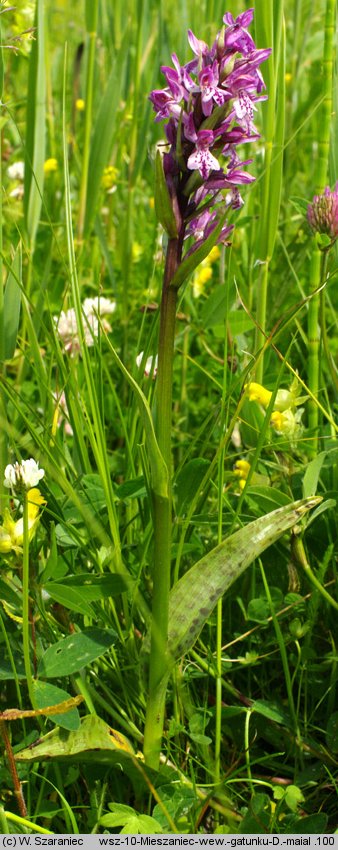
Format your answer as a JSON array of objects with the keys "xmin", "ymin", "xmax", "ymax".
[
  {"xmin": 167, "ymin": 497, "xmax": 321, "ymax": 661},
  {"xmin": 155, "ymin": 150, "xmax": 178, "ymax": 238},
  {"xmin": 15, "ymin": 715, "xmax": 134, "ymax": 763}
]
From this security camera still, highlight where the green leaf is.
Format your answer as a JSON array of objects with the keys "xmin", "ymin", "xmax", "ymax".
[
  {"xmin": 32, "ymin": 682, "xmax": 81, "ymax": 731},
  {"xmin": 0, "ymin": 12, "xmax": 4, "ymax": 101},
  {"xmin": 0, "ymin": 578, "xmax": 22, "ymax": 609},
  {"xmin": 24, "ymin": 0, "xmax": 46, "ymax": 247},
  {"xmin": 45, "ymin": 574, "xmax": 133, "ymax": 614},
  {"xmin": 85, "ymin": 0, "xmax": 98, "ymax": 31},
  {"xmin": 3, "ymin": 242, "xmax": 22, "ymax": 360},
  {"xmin": 167, "ymin": 498, "xmax": 320, "ymax": 661},
  {"xmin": 38, "ymin": 628, "xmax": 116, "ymax": 678},
  {"xmin": 289, "ymin": 196, "xmax": 311, "ymax": 217},
  {"xmin": 246, "ymin": 486, "xmax": 291, "ymax": 513},
  {"xmin": 291, "ymin": 813, "xmax": 328, "ymax": 834},
  {"xmin": 305, "ymin": 498, "xmax": 336, "ymax": 527},
  {"xmin": 0, "ymin": 657, "xmax": 26, "ymax": 681},
  {"xmin": 170, "ymin": 211, "xmax": 229, "ymax": 290},
  {"xmin": 15, "ymin": 715, "xmax": 134, "ymax": 763},
  {"xmin": 115, "ymin": 476, "xmax": 147, "ymax": 500},
  {"xmin": 302, "ymin": 451, "xmax": 326, "ymax": 498},
  {"xmin": 326, "ymin": 711, "xmax": 338, "ymax": 752},
  {"xmin": 154, "ymin": 150, "xmax": 178, "ymax": 238},
  {"xmin": 200, "ymin": 286, "xmax": 227, "ymax": 329},
  {"xmin": 104, "ymin": 338, "xmax": 168, "ymax": 499},
  {"xmin": 274, "ymin": 784, "xmax": 305, "ymax": 813},
  {"xmin": 174, "ymin": 459, "xmax": 209, "ymax": 515},
  {"xmin": 252, "ymin": 699, "xmax": 293, "ymax": 728}
]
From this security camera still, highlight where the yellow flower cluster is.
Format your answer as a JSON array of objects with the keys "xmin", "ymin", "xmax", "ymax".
[
  {"xmin": 0, "ymin": 489, "xmax": 46, "ymax": 555},
  {"xmin": 192, "ymin": 245, "xmax": 220, "ymax": 298},
  {"xmin": 233, "ymin": 459, "xmax": 269, "ymax": 491},
  {"xmin": 245, "ymin": 378, "xmax": 306, "ymax": 441},
  {"xmin": 233, "ymin": 459, "xmax": 251, "ymax": 491},
  {"xmin": 44, "ymin": 158, "xmax": 58, "ymax": 174},
  {"xmin": 102, "ymin": 165, "xmax": 119, "ymax": 190}
]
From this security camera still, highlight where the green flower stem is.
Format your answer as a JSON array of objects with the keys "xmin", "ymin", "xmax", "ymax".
[
  {"xmin": 77, "ymin": 0, "xmax": 99, "ymax": 240},
  {"xmin": 292, "ymin": 534, "xmax": 338, "ymax": 613},
  {"xmin": 259, "ymin": 562, "xmax": 301, "ymax": 743},
  {"xmin": 319, "ymin": 251, "xmax": 338, "ymax": 393},
  {"xmin": 22, "ymin": 492, "xmax": 37, "ymax": 710},
  {"xmin": 143, "ymin": 236, "xmax": 182, "ymax": 768},
  {"xmin": 307, "ymin": 0, "xmax": 336, "ymax": 443}
]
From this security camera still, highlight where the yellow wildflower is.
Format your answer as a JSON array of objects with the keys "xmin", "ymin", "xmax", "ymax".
[
  {"xmin": 233, "ymin": 459, "xmax": 251, "ymax": 479},
  {"xmin": 149, "ymin": 197, "xmax": 155, "ymax": 210},
  {"xmin": 102, "ymin": 165, "xmax": 118, "ymax": 190},
  {"xmin": 0, "ymin": 489, "xmax": 46, "ymax": 554},
  {"xmin": 270, "ymin": 408, "xmax": 304, "ymax": 440},
  {"xmin": 132, "ymin": 242, "xmax": 143, "ymax": 263},
  {"xmin": 76, "ymin": 98, "xmax": 85, "ymax": 111},
  {"xmin": 233, "ymin": 459, "xmax": 270, "ymax": 492},
  {"xmin": 245, "ymin": 382, "xmax": 272, "ymax": 408},
  {"xmin": 44, "ymin": 158, "xmax": 58, "ymax": 174},
  {"xmin": 246, "ymin": 377, "xmax": 305, "ymax": 412},
  {"xmin": 207, "ymin": 245, "xmax": 221, "ymax": 262},
  {"xmin": 193, "ymin": 263, "xmax": 212, "ymax": 298},
  {"xmin": 233, "ymin": 459, "xmax": 251, "ymax": 491}
]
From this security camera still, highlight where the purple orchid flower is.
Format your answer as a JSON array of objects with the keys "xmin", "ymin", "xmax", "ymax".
[{"xmin": 149, "ymin": 9, "xmax": 271, "ymax": 255}]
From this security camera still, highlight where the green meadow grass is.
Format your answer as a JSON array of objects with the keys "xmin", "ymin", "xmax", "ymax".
[{"xmin": 0, "ymin": 0, "xmax": 337, "ymax": 835}]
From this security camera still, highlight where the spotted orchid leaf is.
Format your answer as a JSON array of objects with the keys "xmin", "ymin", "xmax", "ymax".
[{"xmin": 167, "ymin": 498, "xmax": 321, "ymax": 661}]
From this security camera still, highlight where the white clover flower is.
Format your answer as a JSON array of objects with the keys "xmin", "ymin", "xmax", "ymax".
[
  {"xmin": 54, "ymin": 297, "xmax": 116, "ymax": 356},
  {"xmin": 136, "ymin": 351, "xmax": 158, "ymax": 378},
  {"xmin": 4, "ymin": 459, "xmax": 45, "ymax": 491},
  {"xmin": 7, "ymin": 161, "xmax": 25, "ymax": 181},
  {"xmin": 83, "ymin": 297, "xmax": 116, "ymax": 316}
]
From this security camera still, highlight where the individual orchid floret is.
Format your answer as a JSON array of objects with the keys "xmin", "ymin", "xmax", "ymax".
[
  {"xmin": 4, "ymin": 459, "xmax": 45, "ymax": 492},
  {"xmin": 307, "ymin": 183, "xmax": 338, "ymax": 242},
  {"xmin": 136, "ymin": 352, "xmax": 158, "ymax": 378},
  {"xmin": 222, "ymin": 9, "xmax": 256, "ymax": 54},
  {"xmin": 187, "ymin": 130, "xmax": 221, "ymax": 179},
  {"xmin": 198, "ymin": 62, "xmax": 227, "ymax": 116}
]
